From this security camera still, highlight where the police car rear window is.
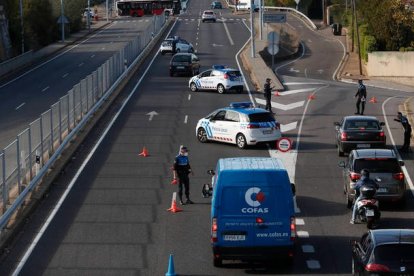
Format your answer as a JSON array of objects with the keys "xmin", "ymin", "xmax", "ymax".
[
  {"xmin": 248, "ymin": 113, "xmax": 275, "ymax": 122},
  {"xmin": 226, "ymin": 71, "xmax": 241, "ymax": 77}
]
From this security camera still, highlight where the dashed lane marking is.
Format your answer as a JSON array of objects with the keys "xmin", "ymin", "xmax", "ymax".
[
  {"xmin": 306, "ymin": 260, "xmax": 321, "ymax": 269},
  {"xmin": 15, "ymin": 102, "xmax": 25, "ymax": 110},
  {"xmin": 295, "ymin": 218, "xmax": 305, "ymax": 225},
  {"xmin": 302, "ymin": 245, "xmax": 315, "ymax": 253},
  {"xmin": 42, "ymin": 86, "xmax": 49, "ymax": 92},
  {"xmin": 297, "ymin": 231, "xmax": 309, "ymax": 238}
]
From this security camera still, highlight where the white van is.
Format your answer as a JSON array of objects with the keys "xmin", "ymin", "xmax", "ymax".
[{"xmin": 236, "ymin": 0, "xmax": 259, "ymax": 11}]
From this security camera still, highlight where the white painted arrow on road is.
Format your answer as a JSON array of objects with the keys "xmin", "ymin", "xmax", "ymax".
[
  {"xmin": 289, "ymin": 68, "xmax": 300, "ymax": 73},
  {"xmin": 281, "ymin": 122, "xmax": 297, "ymax": 133},
  {"xmin": 146, "ymin": 111, "xmax": 158, "ymax": 121},
  {"xmin": 212, "ymin": 43, "xmax": 224, "ymax": 47},
  {"xmin": 278, "ymin": 88, "xmax": 315, "ymax": 96},
  {"xmin": 255, "ymin": 98, "xmax": 305, "ymax": 111}
]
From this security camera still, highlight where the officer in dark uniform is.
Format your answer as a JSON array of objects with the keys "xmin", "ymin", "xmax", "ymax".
[
  {"xmin": 173, "ymin": 146, "xmax": 194, "ymax": 205},
  {"xmin": 264, "ymin": 78, "xmax": 274, "ymax": 113},
  {"xmin": 394, "ymin": 112, "xmax": 412, "ymax": 152},
  {"xmin": 355, "ymin": 79, "xmax": 367, "ymax": 115}
]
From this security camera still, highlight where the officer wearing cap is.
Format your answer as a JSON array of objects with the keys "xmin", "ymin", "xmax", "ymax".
[
  {"xmin": 394, "ymin": 112, "xmax": 412, "ymax": 152},
  {"xmin": 173, "ymin": 146, "xmax": 194, "ymax": 205},
  {"xmin": 264, "ymin": 78, "xmax": 274, "ymax": 113}
]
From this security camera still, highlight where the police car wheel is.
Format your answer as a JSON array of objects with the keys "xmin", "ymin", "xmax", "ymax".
[
  {"xmin": 236, "ymin": 134, "xmax": 247, "ymax": 149},
  {"xmin": 197, "ymin": 128, "xmax": 208, "ymax": 143},
  {"xmin": 190, "ymin": 82, "xmax": 198, "ymax": 92},
  {"xmin": 217, "ymin": 84, "xmax": 225, "ymax": 94},
  {"xmin": 213, "ymin": 257, "xmax": 222, "ymax": 267}
]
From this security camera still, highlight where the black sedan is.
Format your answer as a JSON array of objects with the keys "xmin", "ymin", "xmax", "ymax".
[
  {"xmin": 352, "ymin": 229, "xmax": 414, "ymax": 275},
  {"xmin": 334, "ymin": 116, "xmax": 386, "ymax": 156}
]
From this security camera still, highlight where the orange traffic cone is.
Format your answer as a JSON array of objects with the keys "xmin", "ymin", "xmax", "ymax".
[
  {"xmin": 369, "ymin": 96, "xmax": 377, "ymax": 103},
  {"xmin": 171, "ymin": 179, "xmax": 178, "ymax": 185},
  {"xmin": 139, "ymin": 147, "xmax": 149, "ymax": 157},
  {"xmin": 167, "ymin": 192, "xmax": 182, "ymax": 213},
  {"xmin": 274, "ymin": 91, "xmax": 280, "ymax": 96},
  {"xmin": 308, "ymin": 94, "xmax": 316, "ymax": 100}
]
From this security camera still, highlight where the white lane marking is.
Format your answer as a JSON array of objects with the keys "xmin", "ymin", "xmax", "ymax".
[
  {"xmin": 383, "ymin": 97, "xmax": 414, "ymax": 195},
  {"xmin": 222, "ymin": 19, "xmax": 234, "ymax": 46},
  {"xmin": 280, "ymin": 88, "xmax": 316, "ymax": 95},
  {"xmin": 304, "ymin": 68, "xmax": 308, "ymax": 78},
  {"xmin": 255, "ymin": 98, "xmax": 305, "ymax": 111},
  {"xmin": 62, "ymin": 73, "xmax": 69, "ymax": 78},
  {"xmin": 297, "ymin": 231, "xmax": 309, "ymax": 238},
  {"xmin": 11, "ymin": 23, "xmax": 174, "ymax": 276},
  {"xmin": 184, "ymin": 115, "xmax": 188, "ymax": 124},
  {"xmin": 307, "ymin": 260, "xmax": 321, "ymax": 269},
  {"xmin": 302, "ymin": 245, "xmax": 315, "ymax": 253},
  {"xmin": 295, "ymin": 218, "xmax": 305, "ymax": 225},
  {"xmin": 15, "ymin": 102, "xmax": 25, "ymax": 110},
  {"xmin": 283, "ymin": 82, "xmax": 325, "ymax": 85},
  {"xmin": 78, "ymin": 62, "xmax": 84, "ymax": 67},
  {"xmin": 91, "ymin": 54, "xmax": 95, "ymax": 58},
  {"xmin": 0, "ymin": 22, "xmax": 114, "ymax": 89},
  {"xmin": 188, "ymin": 94, "xmax": 191, "ymax": 101},
  {"xmin": 281, "ymin": 122, "xmax": 297, "ymax": 133},
  {"xmin": 42, "ymin": 86, "xmax": 50, "ymax": 92}
]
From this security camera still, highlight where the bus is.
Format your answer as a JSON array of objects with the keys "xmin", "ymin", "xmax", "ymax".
[{"xmin": 116, "ymin": 0, "xmax": 181, "ymax": 17}]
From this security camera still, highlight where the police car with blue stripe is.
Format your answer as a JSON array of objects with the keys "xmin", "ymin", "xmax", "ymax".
[
  {"xmin": 189, "ymin": 66, "xmax": 244, "ymax": 94},
  {"xmin": 196, "ymin": 102, "xmax": 282, "ymax": 149}
]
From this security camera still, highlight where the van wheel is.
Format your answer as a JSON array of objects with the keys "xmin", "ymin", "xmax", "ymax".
[
  {"xmin": 217, "ymin": 84, "xmax": 225, "ymax": 94},
  {"xmin": 236, "ymin": 134, "xmax": 247, "ymax": 149},
  {"xmin": 190, "ymin": 82, "xmax": 198, "ymax": 92},
  {"xmin": 169, "ymin": 70, "xmax": 174, "ymax": 77},
  {"xmin": 338, "ymin": 145, "xmax": 344, "ymax": 157},
  {"xmin": 213, "ymin": 257, "xmax": 222, "ymax": 267},
  {"xmin": 197, "ymin": 128, "xmax": 208, "ymax": 143}
]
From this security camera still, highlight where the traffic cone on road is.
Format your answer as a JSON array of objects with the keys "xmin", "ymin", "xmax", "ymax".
[
  {"xmin": 308, "ymin": 94, "xmax": 316, "ymax": 100},
  {"xmin": 167, "ymin": 192, "xmax": 182, "ymax": 213},
  {"xmin": 171, "ymin": 178, "xmax": 178, "ymax": 185},
  {"xmin": 138, "ymin": 147, "xmax": 149, "ymax": 157},
  {"xmin": 165, "ymin": 254, "xmax": 177, "ymax": 276},
  {"xmin": 369, "ymin": 96, "xmax": 377, "ymax": 103},
  {"xmin": 274, "ymin": 91, "xmax": 280, "ymax": 96}
]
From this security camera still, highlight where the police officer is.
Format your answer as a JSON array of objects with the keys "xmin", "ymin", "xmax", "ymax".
[
  {"xmin": 355, "ymin": 79, "xmax": 367, "ymax": 115},
  {"xmin": 264, "ymin": 78, "xmax": 274, "ymax": 113},
  {"xmin": 394, "ymin": 112, "xmax": 412, "ymax": 152},
  {"xmin": 350, "ymin": 169, "xmax": 379, "ymax": 224},
  {"xmin": 173, "ymin": 146, "xmax": 194, "ymax": 205}
]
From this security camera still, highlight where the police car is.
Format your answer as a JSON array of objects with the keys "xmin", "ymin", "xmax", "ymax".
[
  {"xmin": 189, "ymin": 67, "xmax": 244, "ymax": 94},
  {"xmin": 196, "ymin": 102, "xmax": 282, "ymax": 149}
]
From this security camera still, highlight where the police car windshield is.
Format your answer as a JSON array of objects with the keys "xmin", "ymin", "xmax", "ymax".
[{"xmin": 248, "ymin": 113, "xmax": 275, "ymax": 122}]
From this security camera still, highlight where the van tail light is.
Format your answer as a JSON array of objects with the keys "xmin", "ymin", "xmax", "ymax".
[
  {"xmin": 211, "ymin": 217, "xmax": 218, "ymax": 242},
  {"xmin": 341, "ymin": 132, "xmax": 347, "ymax": 141},
  {"xmin": 290, "ymin": 217, "xmax": 296, "ymax": 241},
  {"xmin": 350, "ymin": 172, "xmax": 361, "ymax": 182},
  {"xmin": 365, "ymin": 263, "xmax": 390, "ymax": 272},
  {"xmin": 247, "ymin": 124, "xmax": 260, "ymax": 129},
  {"xmin": 223, "ymin": 73, "xmax": 229, "ymax": 79},
  {"xmin": 393, "ymin": 172, "xmax": 404, "ymax": 181}
]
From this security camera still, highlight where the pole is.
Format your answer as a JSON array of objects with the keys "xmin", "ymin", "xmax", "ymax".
[
  {"xmin": 61, "ymin": 0, "xmax": 65, "ymax": 42},
  {"xmin": 87, "ymin": 0, "xmax": 91, "ymax": 31},
  {"xmin": 106, "ymin": 0, "xmax": 109, "ymax": 22},
  {"xmin": 19, "ymin": 0, "xmax": 24, "ymax": 53},
  {"xmin": 259, "ymin": 0, "xmax": 262, "ymax": 40},
  {"xmin": 351, "ymin": 0, "xmax": 354, "ymax": 52},
  {"xmin": 353, "ymin": 0, "xmax": 363, "ymax": 75},
  {"xmin": 250, "ymin": 0, "xmax": 255, "ymax": 58}
]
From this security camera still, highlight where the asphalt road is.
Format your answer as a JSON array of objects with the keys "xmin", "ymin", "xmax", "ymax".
[
  {"xmin": 1, "ymin": 1, "xmax": 414, "ymax": 275},
  {"xmin": 0, "ymin": 18, "xmax": 153, "ymax": 149}
]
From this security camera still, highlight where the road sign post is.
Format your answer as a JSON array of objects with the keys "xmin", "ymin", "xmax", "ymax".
[{"xmin": 267, "ymin": 32, "xmax": 279, "ymax": 70}]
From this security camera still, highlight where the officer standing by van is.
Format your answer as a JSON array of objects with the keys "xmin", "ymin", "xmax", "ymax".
[
  {"xmin": 173, "ymin": 146, "xmax": 194, "ymax": 205},
  {"xmin": 264, "ymin": 78, "xmax": 274, "ymax": 113},
  {"xmin": 394, "ymin": 112, "xmax": 412, "ymax": 152}
]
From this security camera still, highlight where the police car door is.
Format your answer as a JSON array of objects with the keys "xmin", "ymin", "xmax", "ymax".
[
  {"xmin": 197, "ymin": 70, "xmax": 213, "ymax": 90},
  {"xmin": 222, "ymin": 110, "xmax": 241, "ymax": 143},
  {"xmin": 209, "ymin": 110, "xmax": 227, "ymax": 142}
]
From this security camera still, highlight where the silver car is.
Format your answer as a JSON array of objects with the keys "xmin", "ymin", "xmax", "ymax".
[
  {"xmin": 339, "ymin": 149, "xmax": 406, "ymax": 208},
  {"xmin": 202, "ymin": 10, "xmax": 217, "ymax": 22}
]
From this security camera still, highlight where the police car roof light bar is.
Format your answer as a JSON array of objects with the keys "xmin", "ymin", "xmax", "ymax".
[{"xmin": 230, "ymin": 102, "xmax": 253, "ymax": 109}]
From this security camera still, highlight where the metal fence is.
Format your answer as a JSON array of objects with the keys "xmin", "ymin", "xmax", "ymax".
[{"xmin": 0, "ymin": 15, "xmax": 166, "ymax": 231}]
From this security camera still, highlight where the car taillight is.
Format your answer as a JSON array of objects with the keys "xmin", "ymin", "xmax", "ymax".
[
  {"xmin": 365, "ymin": 263, "xmax": 390, "ymax": 272},
  {"xmin": 341, "ymin": 132, "xmax": 347, "ymax": 141},
  {"xmin": 290, "ymin": 217, "xmax": 296, "ymax": 241},
  {"xmin": 379, "ymin": 131, "xmax": 385, "ymax": 140},
  {"xmin": 247, "ymin": 124, "xmax": 260, "ymax": 129},
  {"xmin": 211, "ymin": 217, "xmax": 218, "ymax": 242},
  {"xmin": 223, "ymin": 73, "xmax": 229, "ymax": 79},
  {"xmin": 275, "ymin": 122, "xmax": 280, "ymax": 130},
  {"xmin": 350, "ymin": 172, "xmax": 361, "ymax": 182},
  {"xmin": 393, "ymin": 172, "xmax": 404, "ymax": 181}
]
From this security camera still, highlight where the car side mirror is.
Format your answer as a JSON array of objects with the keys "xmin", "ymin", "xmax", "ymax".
[
  {"xmin": 380, "ymin": 122, "xmax": 385, "ymax": 126},
  {"xmin": 334, "ymin": 122, "xmax": 340, "ymax": 126},
  {"xmin": 399, "ymin": 160, "xmax": 405, "ymax": 166},
  {"xmin": 207, "ymin": 169, "xmax": 215, "ymax": 175},
  {"xmin": 338, "ymin": 161, "xmax": 346, "ymax": 167},
  {"xmin": 291, "ymin": 183, "xmax": 296, "ymax": 196}
]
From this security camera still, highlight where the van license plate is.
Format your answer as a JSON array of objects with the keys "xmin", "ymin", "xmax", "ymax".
[
  {"xmin": 224, "ymin": 235, "xmax": 245, "ymax": 241},
  {"xmin": 366, "ymin": 209, "xmax": 375, "ymax": 216},
  {"xmin": 357, "ymin": 144, "xmax": 370, "ymax": 148},
  {"xmin": 263, "ymin": 130, "xmax": 273, "ymax": 135},
  {"xmin": 378, "ymin": 188, "xmax": 387, "ymax": 193},
  {"xmin": 177, "ymin": 66, "xmax": 184, "ymax": 69}
]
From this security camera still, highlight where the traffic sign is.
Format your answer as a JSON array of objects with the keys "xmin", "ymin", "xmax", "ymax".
[
  {"xmin": 277, "ymin": 138, "xmax": 292, "ymax": 152},
  {"xmin": 267, "ymin": 32, "xmax": 280, "ymax": 44},
  {"xmin": 263, "ymin": 13, "xmax": 287, "ymax": 23},
  {"xmin": 267, "ymin": 44, "xmax": 279, "ymax": 55}
]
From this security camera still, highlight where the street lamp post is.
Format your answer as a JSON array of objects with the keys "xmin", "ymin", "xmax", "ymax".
[
  {"xmin": 61, "ymin": 0, "xmax": 65, "ymax": 42},
  {"xmin": 353, "ymin": 0, "xmax": 363, "ymax": 76},
  {"xmin": 19, "ymin": 0, "xmax": 24, "ymax": 53},
  {"xmin": 87, "ymin": 0, "xmax": 91, "ymax": 31}
]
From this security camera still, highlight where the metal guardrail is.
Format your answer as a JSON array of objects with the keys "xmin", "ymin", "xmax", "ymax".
[{"xmin": 0, "ymin": 14, "xmax": 166, "ymax": 233}]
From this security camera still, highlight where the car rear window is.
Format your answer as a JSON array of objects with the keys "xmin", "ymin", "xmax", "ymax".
[
  {"xmin": 345, "ymin": 120, "xmax": 380, "ymax": 130},
  {"xmin": 226, "ymin": 70, "xmax": 241, "ymax": 77},
  {"xmin": 374, "ymin": 244, "xmax": 414, "ymax": 263},
  {"xmin": 204, "ymin": 11, "xmax": 214, "ymax": 15},
  {"xmin": 248, "ymin": 113, "xmax": 275, "ymax": 123},
  {"xmin": 354, "ymin": 159, "xmax": 401, "ymax": 173},
  {"xmin": 173, "ymin": 55, "xmax": 190, "ymax": 62}
]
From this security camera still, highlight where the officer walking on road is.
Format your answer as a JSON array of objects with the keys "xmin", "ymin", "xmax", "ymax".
[
  {"xmin": 355, "ymin": 79, "xmax": 367, "ymax": 115},
  {"xmin": 173, "ymin": 145, "xmax": 194, "ymax": 205},
  {"xmin": 264, "ymin": 78, "xmax": 274, "ymax": 113},
  {"xmin": 394, "ymin": 112, "xmax": 412, "ymax": 152}
]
